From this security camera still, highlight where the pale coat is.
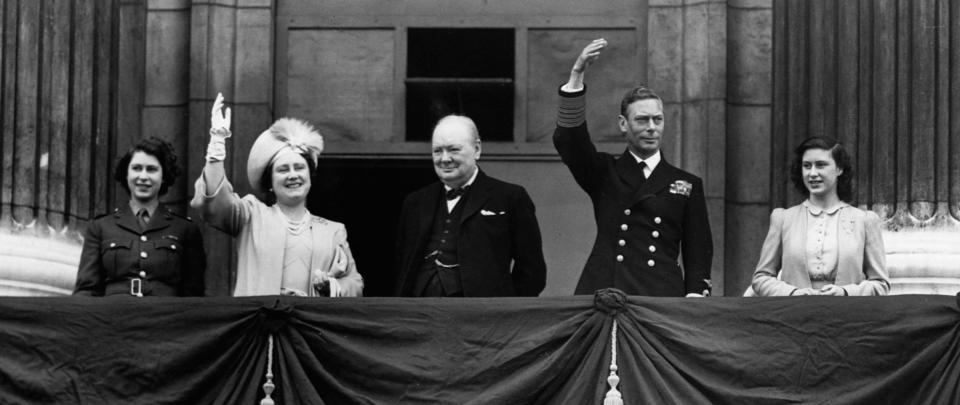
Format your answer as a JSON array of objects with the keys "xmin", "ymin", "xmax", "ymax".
[
  {"xmin": 752, "ymin": 203, "xmax": 889, "ymax": 297},
  {"xmin": 191, "ymin": 176, "xmax": 363, "ymax": 297}
]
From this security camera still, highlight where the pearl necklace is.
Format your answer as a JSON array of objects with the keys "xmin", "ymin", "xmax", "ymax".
[{"xmin": 285, "ymin": 215, "xmax": 310, "ymax": 235}]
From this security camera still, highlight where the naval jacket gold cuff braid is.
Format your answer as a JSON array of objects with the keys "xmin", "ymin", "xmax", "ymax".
[{"xmin": 557, "ymin": 84, "xmax": 587, "ymax": 128}]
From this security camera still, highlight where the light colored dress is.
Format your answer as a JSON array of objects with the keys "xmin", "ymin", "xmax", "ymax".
[
  {"xmin": 191, "ymin": 176, "xmax": 363, "ymax": 297},
  {"xmin": 804, "ymin": 201, "xmax": 841, "ymax": 290},
  {"xmin": 751, "ymin": 200, "xmax": 889, "ymax": 296}
]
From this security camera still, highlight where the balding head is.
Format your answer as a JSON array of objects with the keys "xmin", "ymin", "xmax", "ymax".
[
  {"xmin": 431, "ymin": 114, "xmax": 481, "ymax": 188},
  {"xmin": 433, "ymin": 115, "xmax": 481, "ymax": 146}
]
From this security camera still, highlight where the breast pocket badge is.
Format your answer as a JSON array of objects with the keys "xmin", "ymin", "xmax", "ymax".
[{"xmin": 669, "ymin": 180, "xmax": 692, "ymax": 197}]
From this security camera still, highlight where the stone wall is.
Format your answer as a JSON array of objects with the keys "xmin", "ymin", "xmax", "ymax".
[{"xmin": 3, "ymin": 0, "xmax": 958, "ymax": 297}]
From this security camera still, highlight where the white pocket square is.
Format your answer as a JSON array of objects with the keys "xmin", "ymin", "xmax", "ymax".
[{"xmin": 481, "ymin": 209, "xmax": 504, "ymax": 216}]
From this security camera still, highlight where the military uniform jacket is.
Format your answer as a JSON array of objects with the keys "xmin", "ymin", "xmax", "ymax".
[
  {"xmin": 394, "ymin": 170, "xmax": 547, "ymax": 297},
  {"xmin": 74, "ymin": 204, "xmax": 206, "ymax": 296},
  {"xmin": 553, "ymin": 87, "xmax": 713, "ymax": 296}
]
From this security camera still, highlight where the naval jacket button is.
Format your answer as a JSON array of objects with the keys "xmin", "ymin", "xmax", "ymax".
[
  {"xmin": 618, "ymin": 239, "xmax": 626, "ymax": 247},
  {"xmin": 140, "ymin": 235, "xmax": 147, "ymax": 242},
  {"xmin": 647, "ymin": 259, "xmax": 655, "ymax": 267},
  {"xmin": 620, "ymin": 224, "xmax": 628, "ymax": 231},
  {"xmin": 652, "ymin": 231, "xmax": 660, "ymax": 238},
  {"xmin": 139, "ymin": 271, "xmax": 146, "ymax": 278},
  {"xmin": 616, "ymin": 255, "xmax": 624, "ymax": 262},
  {"xmin": 649, "ymin": 245, "xmax": 656, "ymax": 253},
  {"xmin": 624, "ymin": 209, "xmax": 631, "ymax": 216},
  {"xmin": 654, "ymin": 216, "xmax": 662, "ymax": 224},
  {"xmin": 140, "ymin": 251, "xmax": 148, "ymax": 259}
]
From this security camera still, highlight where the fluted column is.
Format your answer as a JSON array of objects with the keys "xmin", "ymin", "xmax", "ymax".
[
  {"xmin": 725, "ymin": 0, "xmax": 772, "ymax": 295},
  {"xmin": 189, "ymin": 0, "xmax": 274, "ymax": 295},
  {"xmin": 648, "ymin": 0, "xmax": 727, "ymax": 294}
]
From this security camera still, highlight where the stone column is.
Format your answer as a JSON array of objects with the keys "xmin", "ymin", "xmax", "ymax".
[
  {"xmin": 189, "ymin": 0, "xmax": 274, "ymax": 295},
  {"xmin": 144, "ymin": 0, "xmax": 192, "ymax": 209},
  {"xmin": 648, "ymin": 0, "xmax": 728, "ymax": 294},
  {"xmin": 724, "ymin": 0, "xmax": 772, "ymax": 296}
]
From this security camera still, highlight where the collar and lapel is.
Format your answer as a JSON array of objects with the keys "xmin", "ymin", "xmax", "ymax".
[
  {"xmin": 615, "ymin": 149, "xmax": 680, "ymax": 206},
  {"xmin": 458, "ymin": 170, "xmax": 492, "ymax": 224},
  {"xmin": 616, "ymin": 150, "xmax": 646, "ymax": 191},
  {"xmin": 115, "ymin": 204, "xmax": 173, "ymax": 234},
  {"xmin": 415, "ymin": 169, "xmax": 493, "ymax": 239},
  {"xmin": 416, "ymin": 183, "xmax": 443, "ymax": 241},
  {"xmin": 782, "ymin": 203, "xmax": 861, "ymax": 288}
]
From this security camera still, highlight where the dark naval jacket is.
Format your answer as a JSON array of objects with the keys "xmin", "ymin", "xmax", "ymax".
[
  {"xmin": 553, "ymin": 87, "xmax": 713, "ymax": 297},
  {"xmin": 74, "ymin": 204, "xmax": 206, "ymax": 297}
]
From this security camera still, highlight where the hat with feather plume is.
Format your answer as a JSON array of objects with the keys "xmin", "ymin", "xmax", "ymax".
[{"xmin": 246, "ymin": 117, "xmax": 324, "ymax": 197}]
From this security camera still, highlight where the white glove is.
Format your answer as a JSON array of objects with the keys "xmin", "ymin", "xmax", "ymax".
[{"xmin": 206, "ymin": 92, "xmax": 232, "ymax": 162}]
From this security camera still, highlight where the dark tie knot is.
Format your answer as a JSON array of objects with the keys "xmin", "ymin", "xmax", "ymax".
[
  {"xmin": 445, "ymin": 186, "xmax": 469, "ymax": 201},
  {"xmin": 137, "ymin": 209, "xmax": 150, "ymax": 228}
]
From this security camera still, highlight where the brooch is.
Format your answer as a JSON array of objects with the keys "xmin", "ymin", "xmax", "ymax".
[{"xmin": 669, "ymin": 180, "xmax": 692, "ymax": 196}]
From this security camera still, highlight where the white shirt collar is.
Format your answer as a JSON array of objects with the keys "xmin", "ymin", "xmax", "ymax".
[
  {"xmin": 444, "ymin": 166, "xmax": 479, "ymax": 191},
  {"xmin": 129, "ymin": 200, "xmax": 159, "ymax": 218},
  {"xmin": 802, "ymin": 199, "xmax": 848, "ymax": 216},
  {"xmin": 628, "ymin": 150, "xmax": 661, "ymax": 177}
]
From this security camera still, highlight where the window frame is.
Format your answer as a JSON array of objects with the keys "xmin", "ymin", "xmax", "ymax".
[{"xmin": 273, "ymin": 6, "xmax": 646, "ymax": 159}]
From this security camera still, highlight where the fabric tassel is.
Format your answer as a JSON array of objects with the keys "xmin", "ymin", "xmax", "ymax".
[
  {"xmin": 603, "ymin": 319, "xmax": 624, "ymax": 405},
  {"xmin": 260, "ymin": 334, "xmax": 276, "ymax": 405}
]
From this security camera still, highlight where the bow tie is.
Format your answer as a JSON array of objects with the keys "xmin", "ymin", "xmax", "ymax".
[{"xmin": 445, "ymin": 186, "xmax": 469, "ymax": 201}]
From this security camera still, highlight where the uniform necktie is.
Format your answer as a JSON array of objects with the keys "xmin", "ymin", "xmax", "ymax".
[
  {"xmin": 137, "ymin": 208, "xmax": 150, "ymax": 230},
  {"xmin": 637, "ymin": 161, "xmax": 647, "ymax": 186}
]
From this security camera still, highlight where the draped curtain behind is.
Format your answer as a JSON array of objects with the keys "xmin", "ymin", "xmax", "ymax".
[{"xmin": 0, "ymin": 292, "xmax": 958, "ymax": 404}]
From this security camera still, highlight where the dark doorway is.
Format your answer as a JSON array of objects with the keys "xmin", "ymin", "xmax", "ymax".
[{"xmin": 309, "ymin": 158, "xmax": 437, "ymax": 296}]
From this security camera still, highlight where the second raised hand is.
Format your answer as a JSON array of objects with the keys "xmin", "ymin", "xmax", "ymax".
[
  {"xmin": 573, "ymin": 38, "xmax": 607, "ymax": 73},
  {"xmin": 211, "ymin": 92, "xmax": 232, "ymax": 137}
]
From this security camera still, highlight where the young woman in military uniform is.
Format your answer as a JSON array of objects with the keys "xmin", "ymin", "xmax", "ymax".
[{"xmin": 73, "ymin": 137, "xmax": 206, "ymax": 297}]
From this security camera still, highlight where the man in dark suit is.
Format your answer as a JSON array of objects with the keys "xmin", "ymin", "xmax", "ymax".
[
  {"xmin": 395, "ymin": 115, "xmax": 547, "ymax": 297},
  {"xmin": 553, "ymin": 38, "xmax": 713, "ymax": 297}
]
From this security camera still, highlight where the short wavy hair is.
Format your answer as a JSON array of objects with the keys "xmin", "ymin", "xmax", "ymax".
[
  {"xmin": 113, "ymin": 137, "xmax": 181, "ymax": 197},
  {"xmin": 790, "ymin": 136, "xmax": 854, "ymax": 202},
  {"xmin": 620, "ymin": 85, "xmax": 663, "ymax": 116}
]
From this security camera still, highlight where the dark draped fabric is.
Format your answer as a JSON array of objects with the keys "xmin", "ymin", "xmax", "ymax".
[{"xmin": 0, "ymin": 292, "xmax": 958, "ymax": 404}]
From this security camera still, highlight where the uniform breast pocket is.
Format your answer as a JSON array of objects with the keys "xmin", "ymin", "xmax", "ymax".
[
  {"xmin": 155, "ymin": 239, "xmax": 183, "ymax": 273},
  {"xmin": 100, "ymin": 240, "xmax": 131, "ymax": 275},
  {"xmin": 663, "ymin": 192, "xmax": 689, "ymax": 206},
  {"xmin": 477, "ymin": 208, "xmax": 509, "ymax": 236}
]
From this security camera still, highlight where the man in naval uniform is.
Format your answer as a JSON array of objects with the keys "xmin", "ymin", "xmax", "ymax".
[
  {"xmin": 394, "ymin": 115, "xmax": 547, "ymax": 297},
  {"xmin": 553, "ymin": 38, "xmax": 713, "ymax": 297}
]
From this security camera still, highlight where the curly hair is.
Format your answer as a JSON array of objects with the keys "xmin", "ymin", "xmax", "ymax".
[
  {"xmin": 258, "ymin": 152, "xmax": 318, "ymax": 206},
  {"xmin": 620, "ymin": 85, "xmax": 663, "ymax": 116},
  {"xmin": 789, "ymin": 137, "xmax": 854, "ymax": 202},
  {"xmin": 113, "ymin": 137, "xmax": 181, "ymax": 197}
]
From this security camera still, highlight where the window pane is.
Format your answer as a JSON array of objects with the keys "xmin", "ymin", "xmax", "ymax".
[
  {"xmin": 408, "ymin": 28, "xmax": 513, "ymax": 78},
  {"xmin": 406, "ymin": 28, "xmax": 515, "ymax": 141},
  {"xmin": 406, "ymin": 81, "xmax": 513, "ymax": 141}
]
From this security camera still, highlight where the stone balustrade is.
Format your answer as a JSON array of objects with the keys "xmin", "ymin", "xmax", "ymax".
[{"xmin": 0, "ymin": 234, "xmax": 76, "ymax": 296}]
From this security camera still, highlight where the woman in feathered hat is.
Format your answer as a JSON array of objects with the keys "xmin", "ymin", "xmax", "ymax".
[{"xmin": 191, "ymin": 93, "xmax": 363, "ymax": 297}]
